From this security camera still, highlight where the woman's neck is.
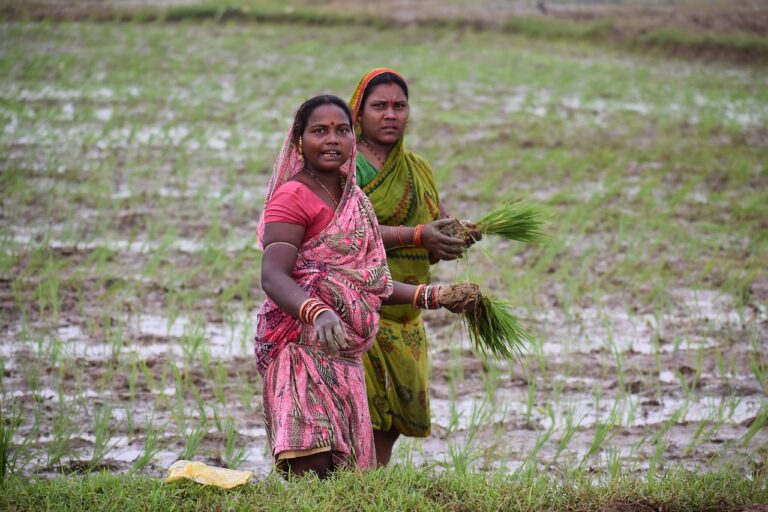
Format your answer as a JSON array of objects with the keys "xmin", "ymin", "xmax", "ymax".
[
  {"xmin": 359, "ymin": 137, "xmax": 394, "ymax": 168},
  {"xmin": 304, "ymin": 166, "xmax": 341, "ymax": 183}
]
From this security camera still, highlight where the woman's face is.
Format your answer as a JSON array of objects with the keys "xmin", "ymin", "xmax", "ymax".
[
  {"xmin": 301, "ymin": 104, "xmax": 354, "ymax": 174},
  {"xmin": 358, "ymin": 82, "xmax": 409, "ymax": 146}
]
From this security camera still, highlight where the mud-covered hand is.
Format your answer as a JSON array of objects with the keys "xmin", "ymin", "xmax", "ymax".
[
  {"xmin": 459, "ymin": 220, "xmax": 483, "ymax": 247},
  {"xmin": 421, "ymin": 219, "xmax": 467, "ymax": 261},
  {"xmin": 438, "ymin": 283, "xmax": 482, "ymax": 314},
  {"xmin": 312, "ymin": 310, "xmax": 351, "ymax": 356}
]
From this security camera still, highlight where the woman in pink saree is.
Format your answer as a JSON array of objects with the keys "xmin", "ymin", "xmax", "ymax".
[{"xmin": 255, "ymin": 95, "xmax": 478, "ymax": 478}]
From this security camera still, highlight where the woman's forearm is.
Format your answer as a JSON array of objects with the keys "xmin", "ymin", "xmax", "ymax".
[
  {"xmin": 261, "ymin": 271, "xmax": 312, "ymax": 319},
  {"xmin": 379, "ymin": 224, "xmax": 417, "ymax": 250},
  {"xmin": 382, "ymin": 281, "xmax": 418, "ymax": 306}
]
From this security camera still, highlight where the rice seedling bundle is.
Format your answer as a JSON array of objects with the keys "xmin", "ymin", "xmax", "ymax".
[
  {"xmin": 475, "ymin": 201, "xmax": 546, "ymax": 243},
  {"xmin": 439, "ymin": 283, "xmax": 533, "ymax": 359},
  {"xmin": 464, "ymin": 295, "xmax": 533, "ymax": 359},
  {"xmin": 439, "ymin": 201, "xmax": 546, "ymax": 246}
]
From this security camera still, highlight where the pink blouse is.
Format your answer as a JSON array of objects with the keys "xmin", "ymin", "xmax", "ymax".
[{"xmin": 263, "ymin": 181, "xmax": 335, "ymax": 243}]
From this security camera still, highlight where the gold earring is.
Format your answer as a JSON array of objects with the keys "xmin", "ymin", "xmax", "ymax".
[{"xmin": 297, "ymin": 137, "xmax": 304, "ymax": 161}]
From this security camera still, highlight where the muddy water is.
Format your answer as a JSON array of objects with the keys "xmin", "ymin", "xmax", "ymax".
[{"xmin": 2, "ymin": 280, "xmax": 765, "ymax": 478}]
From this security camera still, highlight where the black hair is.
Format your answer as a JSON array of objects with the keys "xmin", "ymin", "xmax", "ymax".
[
  {"xmin": 358, "ymin": 72, "xmax": 409, "ymax": 115},
  {"xmin": 291, "ymin": 95, "xmax": 353, "ymax": 144}
]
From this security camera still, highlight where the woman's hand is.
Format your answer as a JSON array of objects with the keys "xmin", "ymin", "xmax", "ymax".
[
  {"xmin": 421, "ymin": 219, "xmax": 467, "ymax": 261},
  {"xmin": 459, "ymin": 220, "xmax": 482, "ymax": 247},
  {"xmin": 438, "ymin": 282, "xmax": 482, "ymax": 314},
  {"xmin": 312, "ymin": 310, "xmax": 351, "ymax": 355}
]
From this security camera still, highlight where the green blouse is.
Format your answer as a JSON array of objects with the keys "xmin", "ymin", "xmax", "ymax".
[{"xmin": 355, "ymin": 152, "xmax": 379, "ymax": 189}]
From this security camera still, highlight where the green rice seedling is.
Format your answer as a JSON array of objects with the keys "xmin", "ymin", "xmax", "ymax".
[
  {"xmin": 127, "ymin": 359, "xmax": 138, "ymax": 402},
  {"xmin": 482, "ymin": 357, "xmax": 501, "ymax": 403},
  {"xmin": 625, "ymin": 395, "xmax": 640, "ymax": 428},
  {"xmin": 157, "ymin": 363, "xmax": 171, "ymax": 410},
  {"xmin": 139, "ymin": 360, "xmax": 156, "ymax": 393},
  {"xmin": 685, "ymin": 419, "xmax": 710, "ymax": 457},
  {"xmin": 213, "ymin": 360, "xmax": 227, "ymax": 404},
  {"xmin": 181, "ymin": 423, "xmax": 206, "ymax": 461},
  {"xmin": 581, "ymin": 421, "xmax": 613, "ymax": 466},
  {"xmin": 0, "ymin": 402, "xmax": 22, "ymax": 483},
  {"xmin": 647, "ymin": 434, "xmax": 670, "ymax": 487},
  {"xmin": 42, "ymin": 331, "xmax": 63, "ymax": 369},
  {"xmin": 714, "ymin": 348, "xmax": 727, "ymax": 382},
  {"xmin": 446, "ymin": 398, "xmax": 462, "ymax": 435},
  {"xmin": 749, "ymin": 351, "xmax": 767, "ymax": 394},
  {"xmin": 581, "ymin": 401, "xmax": 621, "ymax": 466},
  {"xmin": 740, "ymin": 406, "xmax": 768, "ymax": 447},
  {"xmin": 212, "ymin": 404, "xmax": 223, "ymax": 433},
  {"xmin": 129, "ymin": 413, "xmax": 163, "ymax": 475},
  {"xmin": 235, "ymin": 372, "xmax": 256, "ymax": 412},
  {"xmin": 592, "ymin": 386, "xmax": 601, "ymax": 423},
  {"xmin": 463, "ymin": 296, "xmax": 533, "ymax": 359},
  {"xmin": 87, "ymin": 403, "xmax": 119, "ymax": 472},
  {"xmin": 180, "ymin": 324, "xmax": 205, "ymax": 367},
  {"xmin": 107, "ymin": 321, "xmax": 125, "ymax": 364},
  {"xmin": 189, "ymin": 385, "xmax": 208, "ymax": 426},
  {"xmin": 223, "ymin": 417, "xmax": 246, "ymax": 469},
  {"xmin": 554, "ymin": 408, "xmax": 582, "ymax": 461},
  {"xmin": 727, "ymin": 396, "xmax": 742, "ymax": 422},
  {"xmin": 124, "ymin": 407, "xmax": 136, "ymax": 439},
  {"xmin": 171, "ymin": 388, "xmax": 187, "ymax": 438},
  {"xmin": 392, "ymin": 437, "xmax": 422, "ymax": 468},
  {"xmin": 437, "ymin": 400, "xmax": 491, "ymax": 475},
  {"xmin": 32, "ymin": 260, "xmax": 63, "ymax": 321},
  {"xmin": 605, "ymin": 447, "xmax": 622, "ymax": 481},
  {"xmin": 46, "ymin": 390, "xmax": 80, "ymax": 469},
  {"xmin": 519, "ymin": 425, "xmax": 554, "ymax": 476},
  {"xmin": 524, "ymin": 377, "xmax": 536, "ymax": 427}
]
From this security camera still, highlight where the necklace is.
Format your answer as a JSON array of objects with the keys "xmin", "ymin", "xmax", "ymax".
[
  {"xmin": 304, "ymin": 168, "xmax": 341, "ymax": 207},
  {"xmin": 359, "ymin": 138, "xmax": 387, "ymax": 167}
]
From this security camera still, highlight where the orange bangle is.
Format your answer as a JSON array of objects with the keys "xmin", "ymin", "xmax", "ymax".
[
  {"xmin": 298, "ymin": 299, "xmax": 313, "ymax": 323},
  {"xmin": 413, "ymin": 224, "xmax": 424, "ymax": 247},
  {"xmin": 312, "ymin": 307, "xmax": 333, "ymax": 325},
  {"xmin": 412, "ymin": 284, "xmax": 424, "ymax": 309}
]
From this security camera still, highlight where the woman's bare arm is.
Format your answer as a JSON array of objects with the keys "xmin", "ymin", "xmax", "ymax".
[{"xmin": 261, "ymin": 222, "xmax": 350, "ymax": 352}]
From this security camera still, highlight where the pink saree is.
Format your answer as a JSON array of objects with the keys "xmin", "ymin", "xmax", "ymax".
[{"xmin": 255, "ymin": 131, "xmax": 393, "ymax": 468}]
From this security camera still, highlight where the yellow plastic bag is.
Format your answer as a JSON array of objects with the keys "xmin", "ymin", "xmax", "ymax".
[{"xmin": 164, "ymin": 460, "xmax": 254, "ymax": 489}]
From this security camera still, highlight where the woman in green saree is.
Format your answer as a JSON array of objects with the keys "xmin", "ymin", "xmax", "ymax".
[{"xmin": 349, "ymin": 68, "xmax": 479, "ymax": 465}]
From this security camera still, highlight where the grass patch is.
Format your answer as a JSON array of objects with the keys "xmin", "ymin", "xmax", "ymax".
[
  {"xmin": 637, "ymin": 26, "xmax": 768, "ymax": 59},
  {"xmin": 1, "ymin": 1, "xmax": 766, "ymax": 63},
  {"xmin": 503, "ymin": 16, "xmax": 613, "ymax": 40},
  {"xmin": 1, "ymin": 466, "xmax": 767, "ymax": 512}
]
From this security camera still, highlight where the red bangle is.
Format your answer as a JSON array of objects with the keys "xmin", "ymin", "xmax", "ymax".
[
  {"xmin": 413, "ymin": 224, "xmax": 424, "ymax": 247},
  {"xmin": 413, "ymin": 285, "xmax": 441, "ymax": 309},
  {"xmin": 430, "ymin": 286, "xmax": 441, "ymax": 309}
]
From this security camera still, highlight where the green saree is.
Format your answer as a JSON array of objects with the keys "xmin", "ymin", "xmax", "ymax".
[{"xmin": 357, "ymin": 139, "xmax": 441, "ymax": 436}]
